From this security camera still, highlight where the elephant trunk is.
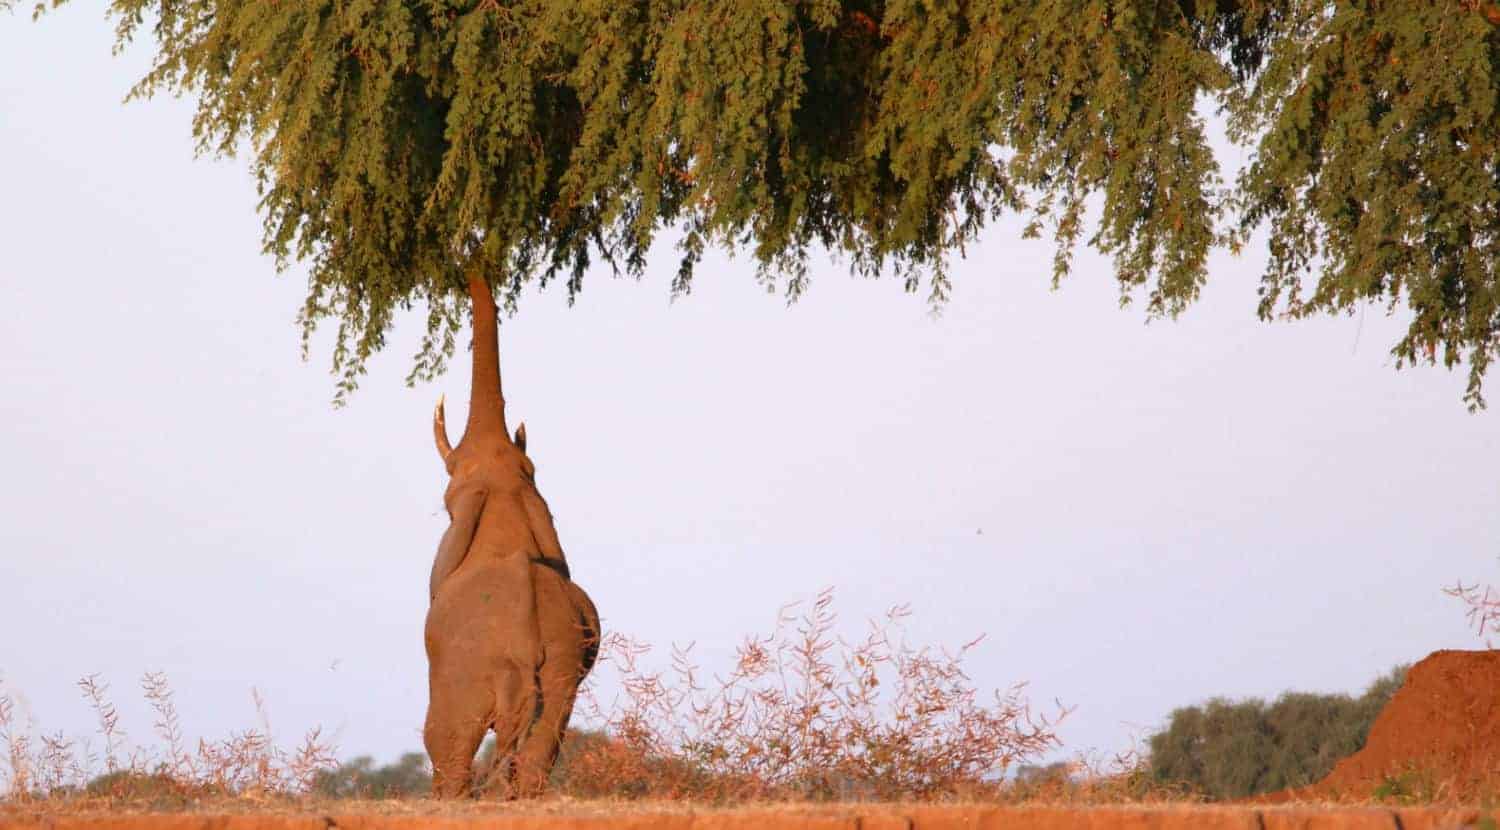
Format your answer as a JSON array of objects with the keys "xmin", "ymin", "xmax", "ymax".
[{"xmin": 463, "ymin": 270, "xmax": 508, "ymax": 444}]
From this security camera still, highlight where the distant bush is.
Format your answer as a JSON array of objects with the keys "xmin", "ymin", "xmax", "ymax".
[
  {"xmin": 311, "ymin": 752, "xmax": 430, "ymax": 799},
  {"xmin": 1146, "ymin": 665, "xmax": 1407, "ymax": 800}
]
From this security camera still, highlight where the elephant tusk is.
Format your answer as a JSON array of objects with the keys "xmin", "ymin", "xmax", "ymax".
[{"xmin": 434, "ymin": 394, "xmax": 453, "ymax": 463}]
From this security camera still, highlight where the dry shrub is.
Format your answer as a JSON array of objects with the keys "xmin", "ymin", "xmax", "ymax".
[
  {"xmin": 0, "ymin": 672, "xmax": 336, "ymax": 807},
  {"xmin": 555, "ymin": 588, "xmax": 1065, "ymax": 802},
  {"xmin": 1445, "ymin": 579, "xmax": 1500, "ymax": 643}
]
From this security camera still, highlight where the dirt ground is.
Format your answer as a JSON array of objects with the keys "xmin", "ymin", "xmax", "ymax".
[{"xmin": 1, "ymin": 804, "xmax": 1497, "ymax": 830}]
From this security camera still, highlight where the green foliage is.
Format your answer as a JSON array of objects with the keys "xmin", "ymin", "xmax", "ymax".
[
  {"xmin": 28, "ymin": 1, "xmax": 1500, "ymax": 406},
  {"xmin": 1370, "ymin": 766, "xmax": 1440, "ymax": 805},
  {"xmin": 1147, "ymin": 664, "xmax": 1407, "ymax": 800},
  {"xmin": 1230, "ymin": 1, "xmax": 1500, "ymax": 409},
  {"xmin": 1010, "ymin": 761, "xmax": 1074, "ymax": 797},
  {"xmin": 310, "ymin": 752, "xmax": 431, "ymax": 799},
  {"xmin": 85, "ymin": 770, "xmax": 181, "ymax": 798}
]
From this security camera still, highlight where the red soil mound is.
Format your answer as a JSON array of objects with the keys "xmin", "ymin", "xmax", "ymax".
[{"xmin": 1271, "ymin": 649, "xmax": 1500, "ymax": 802}]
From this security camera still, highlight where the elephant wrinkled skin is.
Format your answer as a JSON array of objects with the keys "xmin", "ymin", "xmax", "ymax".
[{"xmin": 424, "ymin": 272, "xmax": 600, "ymax": 799}]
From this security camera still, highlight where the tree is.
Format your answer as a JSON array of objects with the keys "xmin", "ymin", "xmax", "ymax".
[
  {"xmin": 17, "ymin": 0, "xmax": 1500, "ymax": 407},
  {"xmin": 1147, "ymin": 664, "xmax": 1408, "ymax": 800}
]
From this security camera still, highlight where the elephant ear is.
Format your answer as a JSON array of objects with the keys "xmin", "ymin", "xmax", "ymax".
[
  {"xmin": 521, "ymin": 489, "xmax": 564, "ymax": 561},
  {"xmin": 429, "ymin": 488, "xmax": 487, "ymax": 602}
]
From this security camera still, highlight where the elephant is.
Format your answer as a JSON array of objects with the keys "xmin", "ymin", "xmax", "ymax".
[{"xmin": 424, "ymin": 271, "xmax": 601, "ymax": 799}]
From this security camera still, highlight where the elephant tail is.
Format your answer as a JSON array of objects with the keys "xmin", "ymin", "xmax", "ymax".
[{"xmin": 567, "ymin": 581, "xmax": 601, "ymax": 677}]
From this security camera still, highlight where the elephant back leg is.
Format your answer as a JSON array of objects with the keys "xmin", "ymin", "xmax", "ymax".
[
  {"xmin": 427, "ymin": 660, "xmax": 538, "ymax": 798},
  {"xmin": 424, "ymin": 670, "xmax": 496, "ymax": 798},
  {"xmin": 509, "ymin": 650, "xmax": 583, "ymax": 797},
  {"xmin": 426, "ymin": 553, "xmax": 545, "ymax": 798},
  {"xmin": 505, "ymin": 571, "xmax": 596, "ymax": 797}
]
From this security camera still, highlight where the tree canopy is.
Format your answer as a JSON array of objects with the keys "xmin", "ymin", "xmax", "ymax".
[{"xmin": 21, "ymin": 0, "xmax": 1500, "ymax": 406}]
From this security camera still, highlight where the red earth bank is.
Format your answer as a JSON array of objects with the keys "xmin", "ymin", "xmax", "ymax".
[{"xmin": 1269, "ymin": 649, "xmax": 1500, "ymax": 802}]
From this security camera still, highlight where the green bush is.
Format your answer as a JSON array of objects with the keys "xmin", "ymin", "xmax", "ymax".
[
  {"xmin": 1147, "ymin": 665, "xmax": 1406, "ymax": 800},
  {"xmin": 311, "ymin": 752, "xmax": 431, "ymax": 799}
]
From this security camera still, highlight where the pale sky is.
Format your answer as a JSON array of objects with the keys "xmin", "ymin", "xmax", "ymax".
[{"xmin": 2, "ymin": 7, "xmax": 1497, "ymax": 775}]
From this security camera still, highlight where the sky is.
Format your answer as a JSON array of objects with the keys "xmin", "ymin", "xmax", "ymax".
[{"xmin": 2, "ymin": 6, "xmax": 1497, "ymax": 777}]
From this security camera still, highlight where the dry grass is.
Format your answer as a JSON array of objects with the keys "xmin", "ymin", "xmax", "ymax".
[
  {"xmin": 9, "ymin": 588, "xmax": 1419, "ymax": 813},
  {"xmin": 550, "ymin": 588, "xmax": 1067, "ymax": 802},
  {"xmin": 2, "ymin": 589, "xmax": 1088, "ymax": 810},
  {"xmin": 0, "ymin": 672, "xmax": 336, "ymax": 809}
]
